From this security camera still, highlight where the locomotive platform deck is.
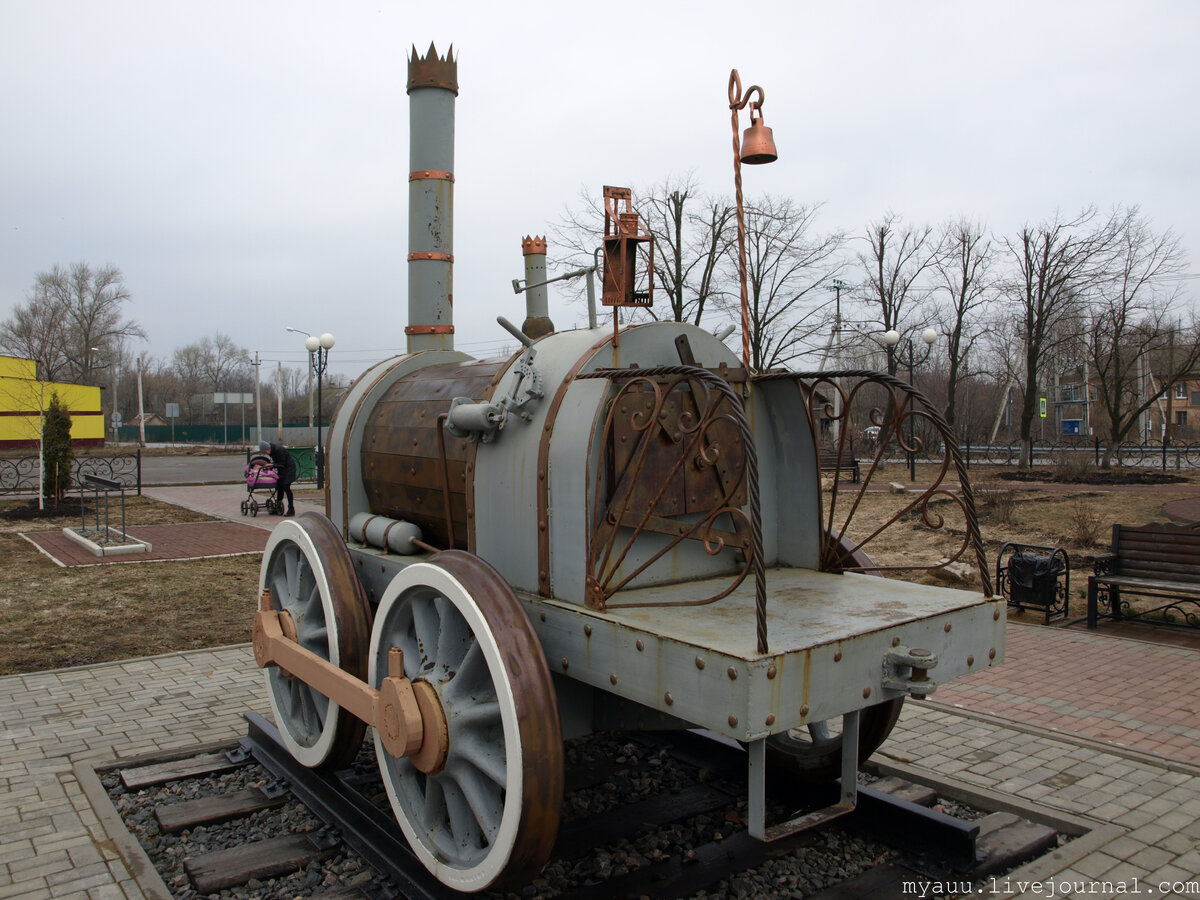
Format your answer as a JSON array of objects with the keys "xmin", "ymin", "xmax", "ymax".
[
  {"xmin": 3, "ymin": 625, "xmax": 1198, "ymax": 897},
  {"xmin": 523, "ymin": 567, "xmax": 1004, "ymax": 741}
]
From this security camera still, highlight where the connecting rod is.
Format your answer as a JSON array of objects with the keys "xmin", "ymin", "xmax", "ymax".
[{"xmin": 251, "ymin": 590, "xmax": 448, "ymax": 773}]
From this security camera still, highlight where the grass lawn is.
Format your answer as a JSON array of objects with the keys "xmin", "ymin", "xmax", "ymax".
[{"xmin": 0, "ymin": 496, "xmax": 260, "ymax": 675}]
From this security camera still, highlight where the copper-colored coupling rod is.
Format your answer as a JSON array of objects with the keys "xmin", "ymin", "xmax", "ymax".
[{"xmin": 252, "ymin": 592, "xmax": 449, "ymax": 773}]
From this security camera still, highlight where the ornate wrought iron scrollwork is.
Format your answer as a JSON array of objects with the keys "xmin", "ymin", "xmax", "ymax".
[
  {"xmin": 755, "ymin": 369, "xmax": 992, "ymax": 596},
  {"xmin": 73, "ymin": 454, "xmax": 139, "ymax": 487},
  {"xmin": 0, "ymin": 453, "xmax": 139, "ymax": 496},
  {"xmin": 580, "ymin": 365, "xmax": 769, "ymax": 653}
]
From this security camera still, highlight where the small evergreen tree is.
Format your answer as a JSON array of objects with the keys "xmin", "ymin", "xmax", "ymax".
[{"xmin": 43, "ymin": 391, "xmax": 74, "ymax": 507}]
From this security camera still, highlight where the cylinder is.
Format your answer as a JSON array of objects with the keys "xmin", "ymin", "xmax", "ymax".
[
  {"xmin": 348, "ymin": 512, "xmax": 423, "ymax": 555},
  {"xmin": 360, "ymin": 358, "xmax": 505, "ymax": 548},
  {"xmin": 406, "ymin": 44, "xmax": 457, "ymax": 352}
]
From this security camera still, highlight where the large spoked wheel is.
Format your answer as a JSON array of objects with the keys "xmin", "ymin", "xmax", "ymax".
[
  {"xmin": 259, "ymin": 513, "xmax": 369, "ymax": 770},
  {"xmin": 772, "ymin": 532, "xmax": 904, "ymax": 782},
  {"xmin": 369, "ymin": 550, "xmax": 562, "ymax": 893}
]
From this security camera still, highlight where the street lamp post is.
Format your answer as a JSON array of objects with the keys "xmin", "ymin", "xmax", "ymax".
[
  {"xmin": 884, "ymin": 327, "xmax": 938, "ymax": 483},
  {"xmin": 728, "ymin": 68, "xmax": 779, "ymax": 372},
  {"xmin": 304, "ymin": 333, "xmax": 335, "ymax": 491},
  {"xmin": 285, "ymin": 326, "xmax": 314, "ymax": 442}
]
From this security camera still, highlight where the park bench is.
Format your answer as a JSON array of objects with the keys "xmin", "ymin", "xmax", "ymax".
[
  {"xmin": 1087, "ymin": 522, "xmax": 1200, "ymax": 630},
  {"xmin": 817, "ymin": 446, "xmax": 861, "ymax": 484}
]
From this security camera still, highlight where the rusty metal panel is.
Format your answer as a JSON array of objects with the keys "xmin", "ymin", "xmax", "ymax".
[
  {"xmin": 519, "ymin": 568, "xmax": 1005, "ymax": 742},
  {"xmin": 360, "ymin": 360, "xmax": 504, "ymax": 550}
]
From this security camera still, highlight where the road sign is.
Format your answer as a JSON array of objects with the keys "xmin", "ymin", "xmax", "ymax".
[
  {"xmin": 111, "ymin": 411, "xmax": 123, "ymax": 427},
  {"xmin": 165, "ymin": 403, "xmax": 180, "ymax": 419},
  {"xmin": 1039, "ymin": 397, "xmax": 1047, "ymax": 418}
]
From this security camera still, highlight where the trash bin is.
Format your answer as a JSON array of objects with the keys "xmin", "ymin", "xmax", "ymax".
[{"xmin": 1007, "ymin": 551, "xmax": 1066, "ymax": 608}]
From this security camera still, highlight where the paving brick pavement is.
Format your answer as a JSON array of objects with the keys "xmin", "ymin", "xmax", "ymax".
[
  {"xmin": 141, "ymin": 484, "xmax": 323, "ymax": 532},
  {"xmin": 929, "ymin": 623, "xmax": 1200, "ymax": 767},
  {"xmin": 20, "ymin": 522, "xmax": 268, "ymax": 567},
  {"xmin": 1, "ymin": 625, "xmax": 1197, "ymax": 898}
]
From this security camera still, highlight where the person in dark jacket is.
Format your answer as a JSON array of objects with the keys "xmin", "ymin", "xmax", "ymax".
[{"xmin": 259, "ymin": 441, "xmax": 297, "ymax": 516}]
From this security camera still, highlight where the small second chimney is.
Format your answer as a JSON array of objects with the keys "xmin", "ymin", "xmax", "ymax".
[{"xmin": 521, "ymin": 236, "xmax": 554, "ymax": 339}]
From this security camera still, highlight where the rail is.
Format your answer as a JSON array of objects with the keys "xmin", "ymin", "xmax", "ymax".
[{"xmin": 0, "ymin": 450, "xmax": 141, "ymax": 497}]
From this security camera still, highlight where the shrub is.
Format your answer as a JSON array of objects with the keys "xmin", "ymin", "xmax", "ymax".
[{"xmin": 42, "ymin": 392, "xmax": 74, "ymax": 506}]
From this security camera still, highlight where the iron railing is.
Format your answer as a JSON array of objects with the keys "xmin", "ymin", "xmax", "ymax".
[{"xmin": 0, "ymin": 450, "xmax": 141, "ymax": 497}]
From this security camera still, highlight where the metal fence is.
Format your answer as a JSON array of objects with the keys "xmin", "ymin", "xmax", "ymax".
[
  {"xmin": 0, "ymin": 451, "xmax": 141, "ymax": 497},
  {"xmin": 889, "ymin": 439, "xmax": 1194, "ymax": 469}
]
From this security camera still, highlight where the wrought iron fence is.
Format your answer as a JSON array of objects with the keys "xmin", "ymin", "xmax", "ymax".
[{"xmin": 0, "ymin": 450, "xmax": 141, "ymax": 497}]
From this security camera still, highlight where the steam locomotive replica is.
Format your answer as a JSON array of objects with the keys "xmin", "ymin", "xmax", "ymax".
[{"xmin": 250, "ymin": 45, "xmax": 1003, "ymax": 892}]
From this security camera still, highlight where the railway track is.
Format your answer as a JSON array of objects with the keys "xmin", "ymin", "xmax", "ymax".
[{"xmin": 99, "ymin": 712, "xmax": 1060, "ymax": 899}]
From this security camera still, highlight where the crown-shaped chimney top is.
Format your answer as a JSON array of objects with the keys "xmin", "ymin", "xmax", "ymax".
[{"xmin": 407, "ymin": 42, "xmax": 458, "ymax": 95}]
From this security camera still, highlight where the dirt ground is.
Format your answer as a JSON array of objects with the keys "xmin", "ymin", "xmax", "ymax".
[
  {"xmin": 0, "ymin": 497, "xmax": 260, "ymax": 675},
  {"xmin": 1, "ymin": 463, "xmax": 1197, "ymax": 676}
]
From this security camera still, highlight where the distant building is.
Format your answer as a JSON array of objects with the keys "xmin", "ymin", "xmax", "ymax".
[{"xmin": 0, "ymin": 355, "xmax": 104, "ymax": 448}]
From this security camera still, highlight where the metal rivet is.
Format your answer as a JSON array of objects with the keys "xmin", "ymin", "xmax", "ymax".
[
  {"xmin": 767, "ymin": 664, "xmax": 777, "ymax": 679},
  {"xmin": 610, "ymin": 674, "xmax": 617, "ymax": 685},
  {"xmin": 695, "ymin": 657, "xmax": 706, "ymax": 670},
  {"xmin": 967, "ymin": 654, "xmax": 974, "ymax": 666},
  {"xmin": 584, "ymin": 625, "xmax": 592, "ymax": 637},
  {"xmin": 800, "ymin": 704, "xmax": 809, "ymax": 716},
  {"xmin": 728, "ymin": 714, "xmax": 738, "ymax": 727},
  {"xmin": 862, "ymin": 687, "xmax": 871, "ymax": 699},
  {"xmin": 989, "ymin": 648, "xmax": 996, "ymax": 660},
  {"xmin": 765, "ymin": 714, "xmax": 776, "ymax": 726},
  {"xmin": 636, "ymin": 640, "xmax": 644, "ymax": 651},
  {"xmin": 833, "ymin": 650, "xmax": 842, "ymax": 662},
  {"xmin": 664, "ymin": 692, "xmax": 673, "ymax": 705},
  {"xmin": 944, "ymin": 622, "xmax": 952, "ymax": 632},
  {"xmin": 539, "ymin": 521, "xmax": 547, "ymax": 531},
  {"xmin": 561, "ymin": 658, "xmax": 569, "ymax": 671},
  {"xmin": 994, "ymin": 607, "xmax": 1001, "ymax": 621},
  {"xmin": 892, "ymin": 637, "xmax": 901, "ymax": 647},
  {"xmin": 727, "ymin": 666, "xmax": 738, "ymax": 680}
]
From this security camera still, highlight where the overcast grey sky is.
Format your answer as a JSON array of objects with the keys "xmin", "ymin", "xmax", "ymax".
[{"xmin": 3, "ymin": 1, "xmax": 1197, "ymax": 380}]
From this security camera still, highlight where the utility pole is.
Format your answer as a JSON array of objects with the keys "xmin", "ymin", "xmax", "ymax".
[
  {"xmin": 277, "ymin": 361, "xmax": 284, "ymax": 442},
  {"xmin": 822, "ymin": 279, "xmax": 848, "ymax": 444},
  {"xmin": 253, "ymin": 351, "xmax": 262, "ymax": 444}
]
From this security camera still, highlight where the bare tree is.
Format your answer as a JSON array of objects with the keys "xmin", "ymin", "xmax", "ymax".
[
  {"xmin": 171, "ymin": 342, "xmax": 209, "ymax": 421},
  {"xmin": 16, "ymin": 263, "xmax": 144, "ymax": 384},
  {"xmin": 1086, "ymin": 210, "xmax": 1200, "ymax": 466},
  {"xmin": 718, "ymin": 195, "xmax": 845, "ymax": 372},
  {"xmin": 637, "ymin": 176, "xmax": 735, "ymax": 325},
  {"xmin": 1002, "ymin": 207, "xmax": 1114, "ymax": 465},
  {"xmin": 854, "ymin": 213, "xmax": 940, "ymax": 377},
  {"xmin": 0, "ymin": 292, "xmax": 70, "ymax": 380},
  {"xmin": 930, "ymin": 218, "xmax": 994, "ymax": 432}
]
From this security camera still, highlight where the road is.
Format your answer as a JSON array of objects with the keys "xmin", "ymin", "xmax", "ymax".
[{"xmin": 140, "ymin": 453, "xmax": 250, "ymax": 485}]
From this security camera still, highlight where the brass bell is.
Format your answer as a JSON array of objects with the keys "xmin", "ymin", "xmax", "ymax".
[{"xmin": 740, "ymin": 114, "xmax": 778, "ymax": 165}]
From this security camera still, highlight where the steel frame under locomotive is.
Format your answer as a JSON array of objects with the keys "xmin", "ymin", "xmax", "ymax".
[{"xmin": 250, "ymin": 44, "xmax": 1003, "ymax": 893}]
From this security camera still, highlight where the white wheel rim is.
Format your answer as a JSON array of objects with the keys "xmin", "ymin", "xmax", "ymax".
[
  {"xmin": 259, "ymin": 519, "xmax": 344, "ymax": 768},
  {"xmin": 369, "ymin": 563, "xmax": 523, "ymax": 892}
]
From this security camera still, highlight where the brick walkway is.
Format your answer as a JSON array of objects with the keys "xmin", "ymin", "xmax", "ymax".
[
  {"xmin": 20, "ymin": 521, "xmax": 268, "ymax": 567},
  {"xmin": 931, "ymin": 623, "xmax": 1200, "ymax": 766},
  {"xmin": 1, "ymin": 625, "xmax": 1198, "ymax": 898}
]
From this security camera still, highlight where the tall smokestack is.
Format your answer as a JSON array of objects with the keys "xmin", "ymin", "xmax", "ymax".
[
  {"xmin": 521, "ymin": 235, "xmax": 554, "ymax": 339},
  {"xmin": 406, "ymin": 43, "xmax": 457, "ymax": 352}
]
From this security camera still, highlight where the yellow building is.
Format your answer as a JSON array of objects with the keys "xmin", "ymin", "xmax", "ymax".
[{"xmin": 0, "ymin": 355, "xmax": 104, "ymax": 448}]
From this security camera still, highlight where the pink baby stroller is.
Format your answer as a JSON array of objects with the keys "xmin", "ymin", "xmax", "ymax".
[{"xmin": 242, "ymin": 454, "xmax": 283, "ymax": 517}]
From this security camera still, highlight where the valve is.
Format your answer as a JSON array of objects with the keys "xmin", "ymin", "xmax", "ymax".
[{"xmin": 446, "ymin": 316, "xmax": 544, "ymax": 444}]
